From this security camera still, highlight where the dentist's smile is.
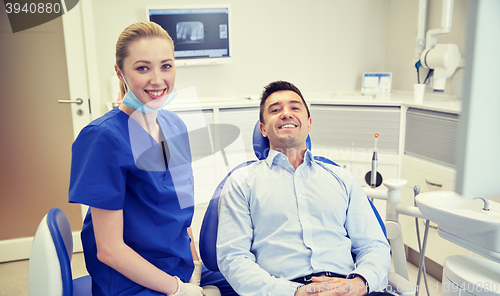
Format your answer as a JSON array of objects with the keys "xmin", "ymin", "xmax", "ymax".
[{"xmin": 145, "ymin": 88, "xmax": 167, "ymax": 99}]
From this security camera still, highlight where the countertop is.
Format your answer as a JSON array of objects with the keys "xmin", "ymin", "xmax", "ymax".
[
  {"xmin": 164, "ymin": 90, "xmax": 461, "ymax": 114},
  {"xmin": 305, "ymin": 91, "xmax": 461, "ymax": 114}
]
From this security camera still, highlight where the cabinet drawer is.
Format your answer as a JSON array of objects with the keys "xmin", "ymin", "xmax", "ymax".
[
  {"xmin": 401, "ymin": 165, "xmax": 455, "ymax": 193},
  {"xmin": 401, "ymin": 155, "xmax": 456, "ymax": 193}
]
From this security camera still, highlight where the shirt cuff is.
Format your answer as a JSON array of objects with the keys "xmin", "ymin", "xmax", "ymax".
[
  {"xmin": 287, "ymin": 280, "xmax": 305, "ymax": 296},
  {"xmin": 347, "ymin": 273, "xmax": 370, "ymax": 293}
]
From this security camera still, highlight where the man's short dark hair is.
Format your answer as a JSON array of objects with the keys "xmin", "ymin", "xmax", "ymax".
[{"xmin": 259, "ymin": 81, "xmax": 310, "ymax": 123}]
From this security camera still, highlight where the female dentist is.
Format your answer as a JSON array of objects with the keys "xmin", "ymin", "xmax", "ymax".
[{"xmin": 69, "ymin": 22, "xmax": 235, "ymax": 296}]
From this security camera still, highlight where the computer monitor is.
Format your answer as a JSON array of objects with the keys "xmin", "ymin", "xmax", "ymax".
[{"xmin": 146, "ymin": 4, "xmax": 232, "ymax": 67}]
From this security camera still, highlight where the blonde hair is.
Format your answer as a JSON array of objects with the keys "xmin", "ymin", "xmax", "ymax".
[{"xmin": 116, "ymin": 22, "xmax": 174, "ymax": 97}]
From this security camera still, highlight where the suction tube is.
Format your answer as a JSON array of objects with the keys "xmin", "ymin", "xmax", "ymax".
[{"xmin": 413, "ymin": 186, "xmax": 431, "ymax": 296}]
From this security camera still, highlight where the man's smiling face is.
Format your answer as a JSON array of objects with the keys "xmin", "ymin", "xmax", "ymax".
[{"xmin": 260, "ymin": 90, "xmax": 311, "ymax": 151}]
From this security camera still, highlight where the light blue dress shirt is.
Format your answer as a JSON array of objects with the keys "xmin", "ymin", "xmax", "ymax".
[{"xmin": 217, "ymin": 149, "xmax": 391, "ymax": 296}]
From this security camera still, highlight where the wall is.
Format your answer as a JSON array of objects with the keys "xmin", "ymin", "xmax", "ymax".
[
  {"xmin": 86, "ymin": 0, "xmax": 389, "ymax": 115},
  {"xmin": 385, "ymin": 0, "xmax": 469, "ymax": 96}
]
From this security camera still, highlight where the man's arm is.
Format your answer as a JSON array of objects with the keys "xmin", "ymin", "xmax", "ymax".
[
  {"xmin": 343, "ymin": 175, "xmax": 392, "ymax": 293},
  {"xmin": 216, "ymin": 172, "xmax": 302, "ymax": 296}
]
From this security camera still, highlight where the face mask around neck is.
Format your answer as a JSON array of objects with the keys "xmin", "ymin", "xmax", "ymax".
[
  {"xmin": 118, "ymin": 69, "xmax": 177, "ymax": 113},
  {"xmin": 121, "ymin": 89, "xmax": 177, "ymax": 113}
]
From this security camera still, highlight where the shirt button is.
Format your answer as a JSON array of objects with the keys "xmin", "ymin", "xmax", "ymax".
[{"xmin": 299, "ymin": 194, "xmax": 303, "ymax": 197}]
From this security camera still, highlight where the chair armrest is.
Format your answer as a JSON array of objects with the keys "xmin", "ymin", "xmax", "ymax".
[
  {"xmin": 387, "ymin": 271, "xmax": 416, "ymax": 296},
  {"xmin": 203, "ymin": 285, "xmax": 221, "ymax": 296}
]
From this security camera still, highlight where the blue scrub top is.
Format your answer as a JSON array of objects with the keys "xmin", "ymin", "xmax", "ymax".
[{"xmin": 69, "ymin": 107, "xmax": 195, "ymax": 295}]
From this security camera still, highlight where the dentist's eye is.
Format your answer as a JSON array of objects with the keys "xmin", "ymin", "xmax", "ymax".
[
  {"xmin": 136, "ymin": 66, "xmax": 148, "ymax": 71},
  {"xmin": 162, "ymin": 64, "xmax": 172, "ymax": 69}
]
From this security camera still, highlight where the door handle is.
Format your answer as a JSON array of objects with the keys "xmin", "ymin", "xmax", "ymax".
[{"xmin": 58, "ymin": 98, "xmax": 83, "ymax": 105}]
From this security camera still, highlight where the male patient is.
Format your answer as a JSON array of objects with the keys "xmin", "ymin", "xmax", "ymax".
[{"xmin": 216, "ymin": 81, "xmax": 392, "ymax": 296}]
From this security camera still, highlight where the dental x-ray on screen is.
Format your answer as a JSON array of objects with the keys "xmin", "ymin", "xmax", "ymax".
[{"xmin": 146, "ymin": 5, "xmax": 232, "ymax": 66}]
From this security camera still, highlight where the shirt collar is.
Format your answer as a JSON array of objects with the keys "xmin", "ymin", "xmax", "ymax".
[{"xmin": 265, "ymin": 149, "xmax": 314, "ymax": 168}]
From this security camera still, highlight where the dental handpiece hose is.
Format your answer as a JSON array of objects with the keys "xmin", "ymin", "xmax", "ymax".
[{"xmin": 413, "ymin": 185, "xmax": 431, "ymax": 296}]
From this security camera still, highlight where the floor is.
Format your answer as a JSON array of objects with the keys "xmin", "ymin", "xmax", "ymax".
[
  {"xmin": 391, "ymin": 260, "xmax": 442, "ymax": 296},
  {"xmin": 0, "ymin": 253, "xmax": 87, "ymax": 296},
  {"xmin": 0, "ymin": 253, "xmax": 441, "ymax": 296}
]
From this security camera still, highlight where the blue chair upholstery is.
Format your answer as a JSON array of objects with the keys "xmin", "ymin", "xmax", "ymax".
[
  {"xmin": 28, "ymin": 208, "xmax": 92, "ymax": 296},
  {"xmin": 199, "ymin": 121, "xmax": 386, "ymax": 271}
]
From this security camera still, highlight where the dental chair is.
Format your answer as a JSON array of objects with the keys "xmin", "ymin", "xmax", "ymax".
[
  {"xmin": 199, "ymin": 120, "xmax": 413, "ymax": 295},
  {"xmin": 28, "ymin": 208, "xmax": 92, "ymax": 296}
]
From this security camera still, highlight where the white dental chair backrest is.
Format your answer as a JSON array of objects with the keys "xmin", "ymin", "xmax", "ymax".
[{"xmin": 28, "ymin": 208, "xmax": 92, "ymax": 296}]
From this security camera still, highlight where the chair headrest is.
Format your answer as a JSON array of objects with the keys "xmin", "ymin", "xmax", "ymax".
[{"xmin": 252, "ymin": 120, "xmax": 311, "ymax": 160}]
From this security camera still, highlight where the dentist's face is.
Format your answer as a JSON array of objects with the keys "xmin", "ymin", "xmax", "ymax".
[
  {"xmin": 260, "ymin": 90, "xmax": 311, "ymax": 151},
  {"xmin": 117, "ymin": 37, "xmax": 175, "ymax": 109}
]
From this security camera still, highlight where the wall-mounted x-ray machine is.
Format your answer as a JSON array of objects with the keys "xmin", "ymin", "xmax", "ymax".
[{"xmin": 415, "ymin": 0, "xmax": 461, "ymax": 92}]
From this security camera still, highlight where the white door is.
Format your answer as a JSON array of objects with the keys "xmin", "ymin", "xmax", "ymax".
[
  {"xmin": 0, "ymin": 2, "xmax": 93, "ymax": 262},
  {"xmin": 60, "ymin": 1, "xmax": 95, "ymax": 221},
  {"xmin": 61, "ymin": 1, "xmax": 93, "ymax": 139}
]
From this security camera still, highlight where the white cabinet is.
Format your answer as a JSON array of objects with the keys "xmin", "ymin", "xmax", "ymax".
[
  {"xmin": 175, "ymin": 106, "xmax": 260, "ymax": 245},
  {"xmin": 315, "ymin": 148, "xmax": 399, "ymax": 188},
  {"xmin": 309, "ymin": 105, "xmax": 400, "ymax": 153},
  {"xmin": 174, "ymin": 109, "xmax": 218, "ymax": 205},
  {"xmin": 404, "ymin": 108, "xmax": 459, "ymax": 168},
  {"xmin": 309, "ymin": 104, "xmax": 401, "ymax": 218},
  {"xmin": 400, "ymin": 108, "xmax": 468, "ymax": 267},
  {"xmin": 218, "ymin": 106, "xmax": 260, "ymax": 162},
  {"xmin": 173, "ymin": 109, "xmax": 216, "ymax": 247},
  {"xmin": 400, "ymin": 155, "xmax": 469, "ymax": 267},
  {"xmin": 309, "ymin": 104, "xmax": 401, "ymax": 185}
]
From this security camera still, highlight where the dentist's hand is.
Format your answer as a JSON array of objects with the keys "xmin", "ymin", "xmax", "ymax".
[
  {"xmin": 169, "ymin": 277, "xmax": 206, "ymax": 296},
  {"xmin": 188, "ymin": 261, "xmax": 203, "ymax": 286}
]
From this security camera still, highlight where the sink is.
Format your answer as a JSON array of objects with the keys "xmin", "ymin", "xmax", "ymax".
[
  {"xmin": 416, "ymin": 191, "xmax": 500, "ymax": 231},
  {"xmin": 416, "ymin": 191, "xmax": 500, "ymax": 263}
]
